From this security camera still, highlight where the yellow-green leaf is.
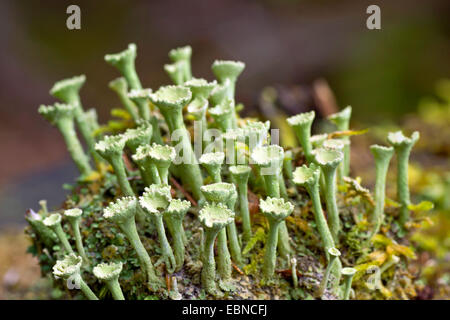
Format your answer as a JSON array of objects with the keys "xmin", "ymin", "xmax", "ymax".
[
  {"xmin": 328, "ymin": 128, "xmax": 368, "ymax": 139},
  {"xmin": 111, "ymin": 108, "xmax": 131, "ymax": 120},
  {"xmin": 408, "ymin": 201, "xmax": 434, "ymax": 212}
]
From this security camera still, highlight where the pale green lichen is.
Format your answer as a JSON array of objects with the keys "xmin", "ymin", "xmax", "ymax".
[
  {"xmin": 242, "ymin": 120, "xmax": 270, "ymax": 151},
  {"xmin": 200, "ymin": 182, "xmax": 236, "ymax": 287},
  {"xmin": 147, "ymin": 143, "xmax": 176, "ymax": 184},
  {"xmin": 293, "ymin": 165, "xmax": 342, "ymax": 288},
  {"xmin": 185, "ymin": 78, "xmax": 216, "ymax": 137},
  {"xmin": 103, "ymin": 196, "xmax": 161, "ymax": 290},
  {"xmin": 127, "ymin": 89, "xmax": 152, "ymax": 121},
  {"xmin": 109, "ymin": 77, "xmax": 140, "ymax": 122},
  {"xmin": 230, "ymin": 165, "xmax": 252, "ymax": 243},
  {"xmin": 328, "ymin": 106, "xmax": 352, "ymax": 176},
  {"xmin": 168, "ymin": 45, "xmax": 192, "ymax": 82},
  {"xmin": 53, "ymin": 254, "xmax": 98, "ymax": 300},
  {"xmin": 165, "ymin": 199, "xmax": 191, "ymax": 271},
  {"xmin": 199, "ymin": 152, "xmax": 225, "ymax": 183},
  {"xmin": 50, "ymin": 75, "xmax": 101, "ymax": 165},
  {"xmin": 63, "ymin": 208, "xmax": 89, "ymax": 264},
  {"xmin": 341, "ymin": 267, "xmax": 356, "ymax": 300},
  {"xmin": 95, "ymin": 135, "xmax": 135, "ymax": 197},
  {"xmin": 105, "ymin": 43, "xmax": 141, "ymax": 90},
  {"xmin": 43, "ymin": 213, "xmax": 73, "ymax": 254},
  {"xmin": 209, "ymin": 99, "xmax": 235, "ymax": 132},
  {"xmin": 287, "ymin": 111, "xmax": 315, "ymax": 163},
  {"xmin": 313, "ymin": 147, "xmax": 344, "ymax": 242},
  {"xmin": 139, "ymin": 185, "xmax": 176, "ymax": 273},
  {"xmin": 317, "ymin": 247, "xmax": 341, "ymax": 298},
  {"xmin": 369, "ymin": 145, "xmax": 394, "ymax": 237},
  {"xmin": 211, "ymin": 60, "xmax": 245, "ymax": 119},
  {"xmin": 39, "ymin": 103, "xmax": 92, "ymax": 177},
  {"xmin": 259, "ymin": 197, "xmax": 294, "ymax": 279},
  {"xmin": 149, "ymin": 85, "xmax": 203, "ymax": 200},
  {"xmin": 387, "ymin": 131, "xmax": 420, "ymax": 227},
  {"xmin": 93, "ymin": 262, "xmax": 124, "ymax": 300},
  {"xmin": 251, "ymin": 145, "xmax": 291, "ymax": 258},
  {"xmin": 199, "ymin": 203, "xmax": 234, "ymax": 297},
  {"xmin": 123, "ymin": 124, "xmax": 153, "ymax": 153}
]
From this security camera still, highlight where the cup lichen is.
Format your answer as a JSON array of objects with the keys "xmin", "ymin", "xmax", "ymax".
[
  {"xmin": 53, "ymin": 254, "xmax": 98, "ymax": 300},
  {"xmin": 199, "ymin": 203, "xmax": 234, "ymax": 297},
  {"xmin": 63, "ymin": 208, "xmax": 89, "ymax": 264},
  {"xmin": 43, "ymin": 213, "xmax": 73, "ymax": 254},
  {"xmin": 103, "ymin": 196, "xmax": 162, "ymax": 290},
  {"xmin": 387, "ymin": 130, "xmax": 420, "ymax": 226},
  {"xmin": 260, "ymin": 197, "xmax": 294, "ymax": 279},
  {"xmin": 139, "ymin": 185, "xmax": 177, "ymax": 273},
  {"xmin": 148, "ymin": 85, "xmax": 204, "ymax": 200},
  {"xmin": 39, "ymin": 103, "xmax": 92, "ymax": 178},
  {"xmin": 312, "ymin": 147, "xmax": 344, "ymax": 242},
  {"xmin": 93, "ymin": 262, "xmax": 125, "ymax": 300}
]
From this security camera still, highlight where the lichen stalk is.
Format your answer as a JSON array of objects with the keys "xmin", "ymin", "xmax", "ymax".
[
  {"xmin": 317, "ymin": 247, "xmax": 341, "ymax": 298},
  {"xmin": 139, "ymin": 185, "xmax": 176, "ymax": 273},
  {"xmin": 260, "ymin": 197, "xmax": 294, "ymax": 279},
  {"xmin": 64, "ymin": 208, "xmax": 89, "ymax": 264},
  {"xmin": 251, "ymin": 145, "xmax": 291, "ymax": 258},
  {"xmin": 387, "ymin": 131, "xmax": 420, "ymax": 226},
  {"xmin": 93, "ymin": 262, "xmax": 125, "ymax": 300},
  {"xmin": 211, "ymin": 60, "xmax": 245, "ymax": 128},
  {"xmin": 49, "ymin": 75, "xmax": 101, "ymax": 165},
  {"xmin": 328, "ymin": 106, "xmax": 352, "ymax": 176},
  {"xmin": 132, "ymin": 145, "xmax": 162, "ymax": 186},
  {"xmin": 293, "ymin": 165, "xmax": 342, "ymax": 287},
  {"xmin": 198, "ymin": 203, "xmax": 234, "ymax": 297},
  {"xmin": 313, "ymin": 148, "xmax": 344, "ymax": 243},
  {"xmin": 103, "ymin": 197, "xmax": 161, "ymax": 290},
  {"xmin": 287, "ymin": 111, "xmax": 315, "ymax": 164},
  {"xmin": 369, "ymin": 145, "xmax": 394, "ymax": 237},
  {"xmin": 105, "ymin": 44, "xmax": 142, "ymax": 90},
  {"xmin": 108, "ymin": 77, "xmax": 140, "ymax": 122},
  {"xmin": 39, "ymin": 104, "xmax": 92, "ymax": 177},
  {"xmin": 43, "ymin": 213, "xmax": 74, "ymax": 254},
  {"xmin": 341, "ymin": 267, "xmax": 356, "ymax": 300},
  {"xmin": 165, "ymin": 199, "xmax": 191, "ymax": 271},
  {"xmin": 147, "ymin": 143, "xmax": 176, "ymax": 185},
  {"xmin": 95, "ymin": 136, "xmax": 147, "ymax": 223},
  {"xmin": 95, "ymin": 135, "xmax": 134, "ymax": 195},
  {"xmin": 149, "ymin": 85, "xmax": 204, "ymax": 200},
  {"xmin": 169, "ymin": 46, "xmax": 192, "ymax": 82},
  {"xmin": 128, "ymin": 89, "xmax": 152, "ymax": 122},
  {"xmin": 323, "ymin": 138, "xmax": 346, "ymax": 184},
  {"xmin": 230, "ymin": 165, "xmax": 252, "ymax": 243},
  {"xmin": 53, "ymin": 254, "xmax": 98, "ymax": 300},
  {"xmin": 200, "ymin": 183, "xmax": 236, "ymax": 286},
  {"xmin": 185, "ymin": 78, "xmax": 216, "ymax": 142},
  {"xmin": 225, "ymin": 189, "xmax": 243, "ymax": 267},
  {"xmin": 199, "ymin": 152, "xmax": 225, "ymax": 183},
  {"xmin": 209, "ymin": 99, "xmax": 235, "ymax": 132}
]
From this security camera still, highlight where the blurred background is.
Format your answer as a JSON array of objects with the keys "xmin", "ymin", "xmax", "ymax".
[{"xmin": 0, "ymin": 0, "xmax": 448, "ymax": 298}]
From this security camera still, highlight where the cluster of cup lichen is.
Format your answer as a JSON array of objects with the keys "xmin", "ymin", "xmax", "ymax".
[{"xmin": 26, "ymin": 44, "xmax": 426, "ymax": 300}]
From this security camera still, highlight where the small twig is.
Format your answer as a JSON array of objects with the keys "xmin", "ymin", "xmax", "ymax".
[
  {"xmin": 122, "ymin": 153, "xmax": 134, "ymax": 171},
  {"xmin": 232, "ymin": 262, "xmax": 244, "ymax": 275},
  {"xmin": 170, "ymin": 176, "xmax": 197, "ymax": 206},
  {"xmin": 165, "ymin": 274, "xmax": 171, "ymax": 291},
  {"xmin": 312, "ymin": 78, "xmax": 338, "ymax": 117}
]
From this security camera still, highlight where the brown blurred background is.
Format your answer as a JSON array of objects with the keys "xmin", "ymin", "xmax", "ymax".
[{"xmin": 0, "ymin": 0, "xmax": 449, "ymax": 226}]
